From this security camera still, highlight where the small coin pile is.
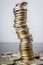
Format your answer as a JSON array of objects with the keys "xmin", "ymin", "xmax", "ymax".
[{"xmin": 13, "ymin": 2, "xmax": 34, "ymax": 60}]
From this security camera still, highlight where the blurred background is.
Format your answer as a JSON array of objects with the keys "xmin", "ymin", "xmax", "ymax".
[{"xmin": 0, "ymin": 0, "xmax": 43, "ymax": 54}]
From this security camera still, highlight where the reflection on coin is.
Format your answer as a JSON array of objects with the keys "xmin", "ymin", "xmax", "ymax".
[{"xmin": 13, "ymin": 2, "xmax": 34, "ymax": 60}]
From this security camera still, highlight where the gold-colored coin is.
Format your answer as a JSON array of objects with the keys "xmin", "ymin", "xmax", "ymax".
[
  {"xmin": 14, "ymin": 19, "xmax": 26, "ymax": 22},
  {"xmin": 15, "ymin": 15, "xmax": 27, "ymax": 18},
  {"xmin": 15, "ymin": 15, "xmax": 27, "ymax": 19},
  {"xmin": 18, "ymin": 34, "xmax": 32, "ymax": 39},
  {"xmin": 17, "ymin": 30, "xmax": 28, "ymax": 36},
  {"xmin": 17, "ymin": 28, "xmax": 28, "ymax": 33},
  {"xmin": 14, "ymin": 19, "xmax": 26, "ymax": 23},
  {"xmin": 14, "ymin": 11, "xmax": 27, "ymax": 15},
  {"xmin": 21, "ymin": 56, "xmax": 30, "ymax": 60},
  {"xmin": 14, "ymin": 9, "xmax": 27, "ymax": 14},
  {"xmin": 15, "ymin": 3, "xmax": 27, "ymax": 11},
  {"xmin": 14, "ymin": 10, "xmax": 27, "ymax": 14},
  {"xmin": 20, "ymin": 38, "xmax": 32, "ymax": 43},
  {"xmin": 16, "ymin": 2, "xmax": 27, "ymax": 6},
  {"xmin": 20, "ymin": 53, "xmax": 33, "ymax": 57},
  {"xmin": 15, "ymin": 7, "xmax": 27, "ymax": 11},
  {"xmin": 17, "ymin": 25, "xmax": 28, "ymax": 29},
  {"xmin": 17, "ymin": 34, "xmax": 27, "ymax": 38},
  {"xmin": 20, "ymin": 53, "xmax": 34, "ymax": 57},
  {"xmin": 15, "ymin": 13, "xmax": 27, "ymax": 17},
  {"xmin": 14, "ymin": 22, "xmax": 26, "ymax": 26},
  {"xmin": 20, "ymin": 47, "xmax": 32, "ymax": 50},
  {"xmin": 20, "ymin": 54, "xmax": 30, "ymax": 57},
  {"xmin": 20, "ymin": 47, "xmax": 32, "ymax": 51},
  {"xmin": 14, "ymin": 20, "xmax": 26, "ymax": 25},
  {"xmin": 20, "ymin": 44, "xmax": 32, "ymax": 48},
  {"xmin": 20, "ymin": 42, "xmax": 32, "ymax": 44},
  {"xmin": 15, "ymin": 18, "xmax": 26, "ymax": 21},
  {"xmin": 16, "ymin": 32, "xmax": 29, "ymax": 39},
  {"xmin": 20, "ymin": 43, "xmax": 32, "ymax": 48},
  {"xmin": 20, "ymin": 43, "xmax": 32, "ymax": 46},
  {"xmin": 15, "ymin": 17, "xmax": 27, "ymax": 20},
  {"xmin": 16, "ymin": 25, "xmax": 28, "ymax": 30},
  {"xmin": 13, "ymin": 23, "xmax": 26, "ymax": 28},
  {"xmin": 20, "ymin": 49, "xmax": 33, "ymax": 53},
  {"xmin": 13, "ymin": 10, "xmax": 27, "ymax": 14}
]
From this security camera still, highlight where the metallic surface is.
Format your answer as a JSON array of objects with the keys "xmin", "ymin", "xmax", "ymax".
[{"xmin": 13, "ymin": 2, "xmax": 34, "ymax": 60}]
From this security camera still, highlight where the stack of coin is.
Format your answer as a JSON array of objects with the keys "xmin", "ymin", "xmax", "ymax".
[
  {"xmin": 19, "ymin": 43, "xmax": 34, "ymax": 60},
  {"xmin": 13, "ymin": 2, "xmax": 34, "ymax": 60}
]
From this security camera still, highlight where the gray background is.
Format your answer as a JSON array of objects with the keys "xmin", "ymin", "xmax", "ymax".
[{"xmin": 0, "ymin": 0, "xmax": 43, "ymax": 54}]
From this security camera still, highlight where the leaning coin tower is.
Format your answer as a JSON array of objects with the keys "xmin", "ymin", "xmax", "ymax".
[{"xmin": 13, "ymin": 2, "xmax": 34, "ymax": 60}]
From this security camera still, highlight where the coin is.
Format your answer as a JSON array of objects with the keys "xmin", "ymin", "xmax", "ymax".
[
  {"xmin": 20, "ymin": 47, "xmax": 32, "ymax": 51},
  {"xmin": 17, "ymin": 33, "xmax": 30, "ymax": 39},
  {"xmin": 14, "ymin": 22, "xmax": 26, "ymax": 26},
  {"xmin": 16, "ymin": 2, "xmax": 27, "ymax": 6},
  {"xmin": 20, "ymin": 52, "xmax": 33, "ymax": 57},
  {"xmin": 13, "ymin": 9, "xmax": 27, "ymax": 14},
  {"xmin": 14, "ymin": 23, "xmax": 26, "ymax": 28},
  {"xmin": 15, "ymin": 16, "xmax": 27, "ymax": 20},
  {"xmin": 15, "ymin": 12, "xmax": 27, "ymax": 16},
  {"xmin": 14, "ymin": 20, "xmax": 26, "ymax": 25},
  {"xmin": 14, "ymin": 8, "xmax": 27, "ymax": 12},
  {"xmin": 16, "ymin": 33, "xmax": 29, "ymax": 39},
  {"xmin": 14, "ymin": 25, "xmax": 29, "ymax": 31},
  {"xmin": 20, "ymin": 43, "xmax": 33, "ymax": 47},
  {"xmin": 16, "ymin": 25, "xmax": 28, "ymax": 30},
  {"xmin": 15, "ymin": 17, "xmax": 27, "ymax": 21},
  {"xmin": 15, "ymin": 2, "xmax": 27, "ymax": 11},
  {"xmin": 20, "ymin": 38, "xmax": 33, "ymax": 44},
  {"xmin": 16, "ymin": 28, "xmax": 28, "ymax": 33}
]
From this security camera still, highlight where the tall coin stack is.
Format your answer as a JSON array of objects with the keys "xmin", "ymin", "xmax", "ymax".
[{"xmin": 13, "ymin": 2, "xmax": 34, "ymax": 60}]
